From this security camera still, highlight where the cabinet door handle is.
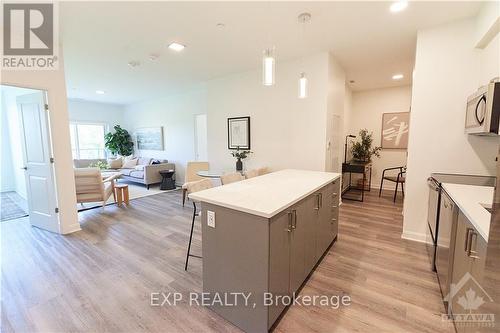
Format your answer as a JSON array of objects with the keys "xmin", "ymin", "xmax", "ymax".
[
  {"xmin": 332, "ymin": 192, "xmax": 338, "ymax": 197},
  {"xmin": 315, "ymin": 194, "xmax": 320, "ymax": 210},
  {"xmin": 464, "ymin": 228, "xmax": 473, "ymax": 252},
  {"xmin": 331, "ymin": 205, "xmax": 338, "ymax": 208},
  {"xmin": 319, "ymin": 193, "xmax": 323, "ymax": 208},
  {"xmin": 287, "ymin": 212, "xmax": 293, "ymax": 232},
  {"xmin": 468, "ymin": 231, "xmax": 480, "ymax": 259},
  {"xmin": 331, "ymin": 218, "xmax": 337, "ymax": 224},
  {"xmin": 291, "ymin": 209, "xmax": 297, "ymax": 230}
]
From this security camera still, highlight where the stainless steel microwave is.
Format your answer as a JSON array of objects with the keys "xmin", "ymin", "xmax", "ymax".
[{"xmin": 465, "ymin": 81, "xmax": 500, "ymax": 135}]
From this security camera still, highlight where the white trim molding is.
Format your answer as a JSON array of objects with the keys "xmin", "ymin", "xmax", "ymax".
[{"xmin": 401, "ymin": 231, "xmax": 429, "ymax": 244}]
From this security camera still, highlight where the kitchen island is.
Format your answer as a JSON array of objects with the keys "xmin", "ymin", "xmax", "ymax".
[{"xmin": 189, "ymin": 169, "xmax": 341, "ymax": 332}]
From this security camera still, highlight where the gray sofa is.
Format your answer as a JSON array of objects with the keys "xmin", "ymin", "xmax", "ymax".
[{"xmin": 73, "ymin": 158, "xmax": 175, "ymax": 189}]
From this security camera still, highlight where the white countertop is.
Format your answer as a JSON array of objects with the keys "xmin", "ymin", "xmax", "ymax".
[
  {"xmin": 442, "ymin": 183, "xmax": 494, "ymax": 240},
  {"xmin": 189, "ymin": 169, "xmax": 341, "ymax": 218}
]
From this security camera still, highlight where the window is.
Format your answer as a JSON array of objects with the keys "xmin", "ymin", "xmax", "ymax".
[{"xmin": 70, "ymin": 123, "xmax": 107, "ymax": 159}]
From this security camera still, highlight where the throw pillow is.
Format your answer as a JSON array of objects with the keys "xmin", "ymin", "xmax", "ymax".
[
  {"xmin": 122, "ymin": 158, "xmax": 138, "ymax": 169},
  {"xmin": 135, "ymin": 165, "xmax": 145, "ymax": 171},
  {"xmin": 107, "ymin": 158, "xmax": 122, "ymax": 169}
]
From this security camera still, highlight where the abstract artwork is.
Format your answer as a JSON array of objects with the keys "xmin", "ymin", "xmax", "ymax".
[
  {"xmin": 135, "ymin": 127, "xmax": 164, "ymax": 150},
  {"xmin": 381, "ymin": 112, "xmax": 410, "ymax": 149},
  {"xmin": 228, "ymin": 117, "xmax": 250, "ymax": 149}
]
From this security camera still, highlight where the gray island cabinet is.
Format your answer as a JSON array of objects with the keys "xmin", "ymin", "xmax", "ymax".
[{"xmin": 189, "ymin": 169, "xmax": 341, "ymax": 333}]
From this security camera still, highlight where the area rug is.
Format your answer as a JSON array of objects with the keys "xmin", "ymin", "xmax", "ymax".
[
  {"xmin": 77, "ymin": 180, "xmax": 179, "ymax": 211},
  {"xmin": 1, "ymin": 192, "xmax": 29, "ymax": 221}
]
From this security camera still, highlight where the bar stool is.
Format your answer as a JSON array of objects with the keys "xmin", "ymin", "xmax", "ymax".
[
  {"xmin": 184, "ymin": 179, "xmax": 213, "ymax": 271},
  {"xmin": 114, "ymin": 183, "xmax": 129, "ymax": 206}
]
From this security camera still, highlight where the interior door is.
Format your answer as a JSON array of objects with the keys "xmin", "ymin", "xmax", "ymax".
[
  {"xmin": 17, "ymin": 92, "xmax": 59, "ymax": 233},
  {"xmin": 194, "ymin": 114, "xmax": 207, "ymax": 161}
]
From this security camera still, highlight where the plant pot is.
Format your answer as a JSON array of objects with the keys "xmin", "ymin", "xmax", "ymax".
[{"xmin": 236, "ymin": 158, "xmax": 243, "ymax": 171}]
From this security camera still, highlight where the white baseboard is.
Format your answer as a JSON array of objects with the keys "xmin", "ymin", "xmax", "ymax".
[
  {"xmin": 401, "ymin": 231, "xmax": 429, "ymax": 244},
  {"xmin": 61, "ymin": 222, "xmax": 82, "ymax": 234}
]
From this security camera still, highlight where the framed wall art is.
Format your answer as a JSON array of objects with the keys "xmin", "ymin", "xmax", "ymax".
[
  {"xmin": 381, "ymin": 112, "xmax": 410, "ymax": 149},
  {"xmin": 227, "ymin": 116, "xmax": 250, "ymax": 150}
]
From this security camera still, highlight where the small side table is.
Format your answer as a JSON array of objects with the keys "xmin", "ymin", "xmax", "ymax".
[
  {"xmin": 159, "ymin": 170, "xmax": 176, "ymax": 190},
  {"xmin": 115, "ymin": 183, "xmax": 129, "ymax": 206}
]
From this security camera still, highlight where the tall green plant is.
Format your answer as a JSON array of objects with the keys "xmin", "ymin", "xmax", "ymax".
[
  {"xmin": 350, "ymin": 129, "xmax": 381, "ymax": 162},
  {"xmin": 104, "ymin": 125, "xmax": 134, "ymax": 156}
]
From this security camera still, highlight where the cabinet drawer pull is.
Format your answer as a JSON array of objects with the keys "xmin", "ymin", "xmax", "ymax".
[
  {"xmin": 331, "ymin": 205, "xmax": 338, "ymax": 208},
  {"xmin": 331, "ymin": 218, "xmax": 337, "ymax": 224},
  {"xmin": 332, "ymin": 192, "xmax": 338, "ymax": 197}
]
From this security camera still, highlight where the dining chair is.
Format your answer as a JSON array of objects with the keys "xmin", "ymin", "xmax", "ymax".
[
  {"xmin": 182, "ymin": 161, "xmax": 209, "ymax": 206},
  {"xmin": 220, "ymin": 172, "xmax": 245, "ymax": 185},
  {"xmin": 379, "ymin": 166, "xmax": 406, "ymax": 202},
  {"xmin": 184, "ymin": 178, "xmax": 213, "ymax": 271},
  {"xmin": 74, "ymin": 168, "xmax": 116, "ymax": 210}
]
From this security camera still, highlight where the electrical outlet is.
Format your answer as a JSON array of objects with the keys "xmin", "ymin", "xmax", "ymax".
[{"xmin": 207, "ymin": 210, "xmax": 215, "ymax": 228}]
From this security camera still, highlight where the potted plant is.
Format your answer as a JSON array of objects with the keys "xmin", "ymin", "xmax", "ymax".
[
  {"xmin": 350, "ymin": 129, "xmax": 381, "ymax": 162},
  {"xmin": 104, "ymin": 125, "xmax": 134, "ymax": 156},
  {"xmin": 230, "ymin": 147, "xmax": 252, "ymax": 171}
]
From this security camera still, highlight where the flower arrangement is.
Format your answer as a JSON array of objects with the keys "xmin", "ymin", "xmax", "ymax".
[{"xmin": 230, "ymin": 147, "xmax": 252, "ymax": 171}]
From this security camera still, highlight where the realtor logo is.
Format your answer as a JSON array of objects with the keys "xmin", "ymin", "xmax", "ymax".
[
  {"xmin": 2, "ymin": 2, "xmax": 58, "ymax": 69},
  {"xmin": 443, "ymin": 272, "xmax": 495, "ymax": 328}
]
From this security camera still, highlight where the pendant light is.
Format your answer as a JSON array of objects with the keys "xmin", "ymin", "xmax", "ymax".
[
  {"xmin": 262, "ymin": 47, "xmax": 276, "ymax": 86},
  {"xmin": 297, "ymin": 13, "xmax": 311, "ymax": 99},
  {"xmin": 298, "ymin": 72, "xmax": 308, "ymax": 99},
  {"xmin": 262, "ymin": 1, "xmax": 276, "ymax": 86}
]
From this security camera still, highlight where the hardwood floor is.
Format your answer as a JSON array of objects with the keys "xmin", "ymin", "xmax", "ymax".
[{"xmin": 1, "ymin": 189, "xmax": 453, "ymax": 333}]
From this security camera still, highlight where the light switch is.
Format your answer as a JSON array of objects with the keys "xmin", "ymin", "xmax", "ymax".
[{"xmin": 207, "ymin": 210, "xmax": 215, "ymax": 228}]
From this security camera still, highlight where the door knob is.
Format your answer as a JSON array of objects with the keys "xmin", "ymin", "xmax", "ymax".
[{"xmin": 20, "ymin": 166, "xmax": 27, "ymax": 170}]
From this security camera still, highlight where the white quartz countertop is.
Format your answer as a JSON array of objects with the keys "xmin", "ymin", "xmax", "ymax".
[
  {"xmin": 442, "ymin": 183, "xmax": 494, "ymax": 241},
  {"xmin": 189, "ymin": 169, "xmax": 341, "ymax": 218}
]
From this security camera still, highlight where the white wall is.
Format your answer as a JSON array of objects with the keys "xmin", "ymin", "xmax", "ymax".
[
  {"xmin": 325, "ymin": 53, "xmax": 346, "ymax": 173},
  {"xmin": 0, "ymin": 95, "xmax": 16, "ymax": 192},
  {"xmin": 206, "ymin": 52, "xmax": 330, "ymax": 173},
  {"xmin": 1, "ymin": 52, "xmax": 80, "ymax": 234},
  {"xmin": 67, "ymin": 99, "xmax": 125, "ymax": 128},
  {"xmin": 124, "ymin": 89, "xmax": 207, "ymax": 185},
  {"xmin": 123, "ymin": 52, "xmax": 346, "ymax": 185},
  {"xmin": 349, "ymin": 86, "xmax": 411, "ymax": 190},
  {"xmin": 403, "ymin": 17, "xmax": 499, "ymax": 242}
]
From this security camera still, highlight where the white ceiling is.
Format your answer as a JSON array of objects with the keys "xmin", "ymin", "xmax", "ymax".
[{"xmin": 61, "ymin": 1, "xmax": 482, "ymax": 105}]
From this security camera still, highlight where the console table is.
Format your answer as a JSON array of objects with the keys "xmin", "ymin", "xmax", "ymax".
[{"xmin": 341, "ymin": 160, "xmax": 372, "ymax": 202}]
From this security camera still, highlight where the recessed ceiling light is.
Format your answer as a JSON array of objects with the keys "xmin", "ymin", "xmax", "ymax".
[
  {"xmin": 168, "ymin": 42, "xmax": 185, "ymax": 51},
  {"xmin": 390, "ymin": 1, "xmax": 408, "ymax": 13},
  {"xmin": 95, "ymin": 90, "xmax": 105, "ymax": 95},
  {"xmin": 392, "ymin": 74, "xmax": 404, "ymax": 80}
]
